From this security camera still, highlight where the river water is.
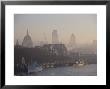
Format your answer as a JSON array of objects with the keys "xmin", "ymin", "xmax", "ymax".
[{"xmin": 29, "ymin": 64, "xmax": 97, "ymax": 76}]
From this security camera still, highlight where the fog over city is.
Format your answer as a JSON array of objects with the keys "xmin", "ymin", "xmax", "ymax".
[
  {"xmin": 14, "ymin": 14, "xmax": 97, "ymax": 46},
  {"xmin": 14, "ymin": 14, "xmax": 97, "ymax": 76}
]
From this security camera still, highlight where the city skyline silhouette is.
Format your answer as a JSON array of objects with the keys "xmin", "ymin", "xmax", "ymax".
[{"xmin": 14, "ymin": 14, "xmax": 97, "ymax": 46}]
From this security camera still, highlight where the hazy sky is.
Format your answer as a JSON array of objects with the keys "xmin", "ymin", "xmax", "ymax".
[{"xmin": 14, "ymin": 14, "xmax": 97, "ymax": 45}]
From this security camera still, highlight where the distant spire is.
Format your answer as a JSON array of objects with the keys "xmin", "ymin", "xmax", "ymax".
[
  {"xmin": 16, "ymin": 40, "xmax": 19, "ymax": 46},
  {"xmin": 52, "ymin": 29, "xmax": 59, "ymax": 44}
]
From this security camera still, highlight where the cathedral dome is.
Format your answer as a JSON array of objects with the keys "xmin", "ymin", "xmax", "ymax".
[{"xmin": 22, "ymin": 29, "xmax": 33, "ymax": 48}]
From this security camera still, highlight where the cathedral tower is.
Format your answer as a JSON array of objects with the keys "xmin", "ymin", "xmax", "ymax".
[{"xmin": 22, "ymin": 29, "xmax": 33, "ymax": 48}]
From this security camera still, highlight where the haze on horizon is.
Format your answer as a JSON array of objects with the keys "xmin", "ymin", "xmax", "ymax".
[{"xmin": 14, "ymin": 14, "xmax": 97, "ymax": 46}]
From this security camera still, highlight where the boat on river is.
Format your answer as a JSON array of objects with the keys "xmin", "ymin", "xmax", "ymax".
[{"xmin": 73, "ymin": 60, "xmax": 85, "ymax": 67}]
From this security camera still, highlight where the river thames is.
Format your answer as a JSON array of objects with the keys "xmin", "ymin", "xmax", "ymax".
[{"xmin": 29, "ymin": 64, "xmax": 97, "ymax": 76}]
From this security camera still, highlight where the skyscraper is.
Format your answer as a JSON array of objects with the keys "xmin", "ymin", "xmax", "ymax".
[
  {"xmin": 70, "ymin": 33, "xmax": 76, "ymax": 46},
  {"xmin": 22, "ymin": 29, "xmax": 33, "ymax": 48},
  {"xmin": 69, "ymin": 33, "xmax": 76, "ymax": 50},
  {"xmin": 52, "ymin": 29, "xmax": 59, "ymax": 44}
]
